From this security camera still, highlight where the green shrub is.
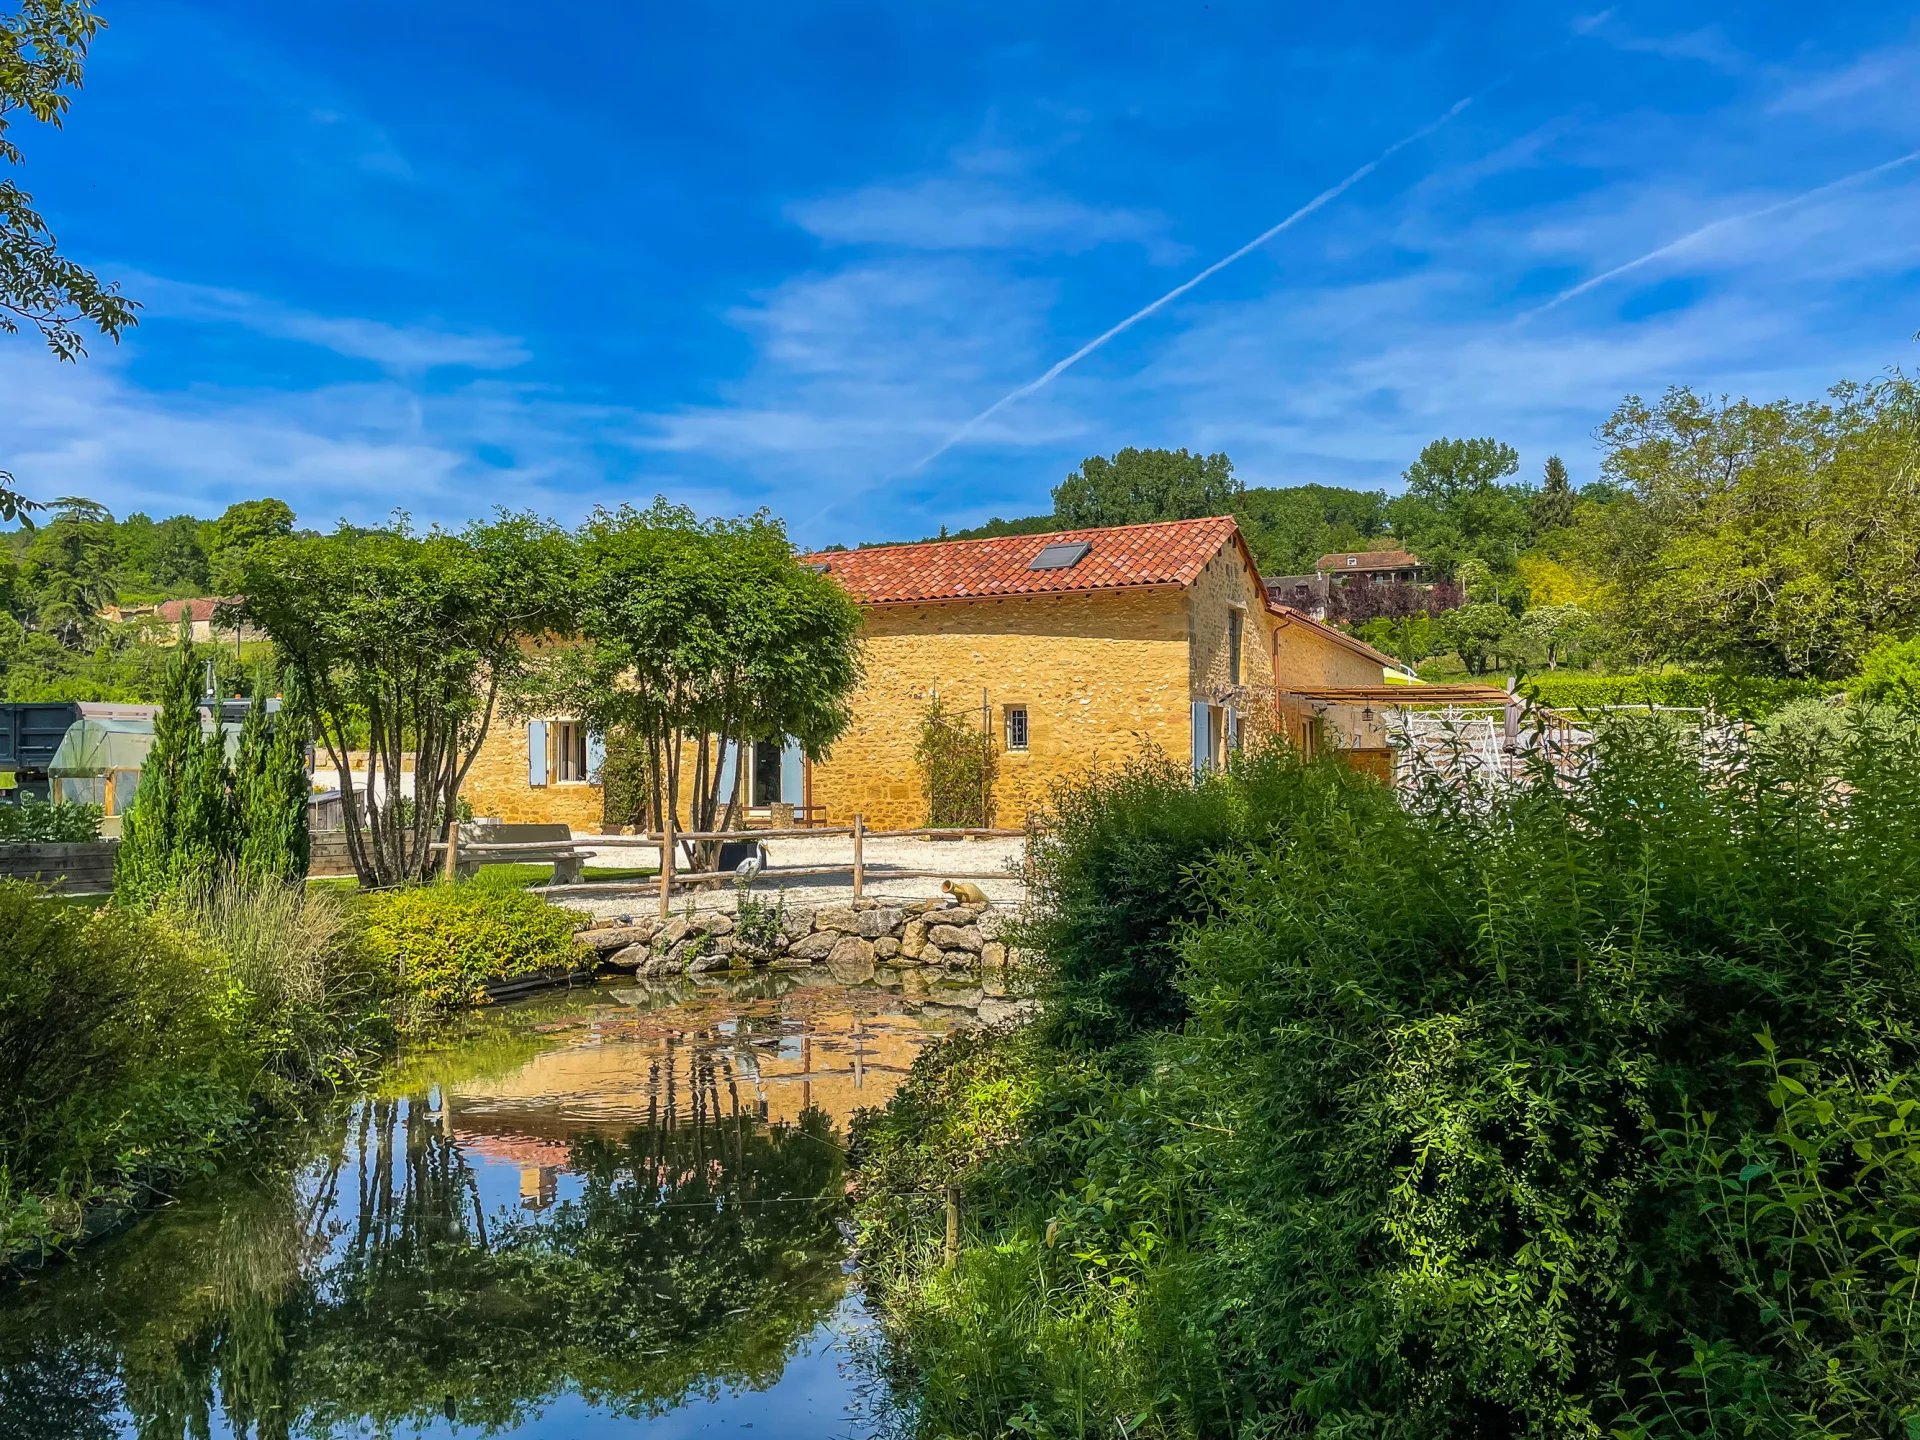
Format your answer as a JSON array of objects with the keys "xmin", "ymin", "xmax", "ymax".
[
  {"xmin": 1853, "ymin": 633, "xmax": 1920, "ymax": 710},
  {"xmin": 859, "ymin": 712, "xmax": 1920, "ymax": 1438},
  {"xmin": 0, "ymin": 799, "xmax": 102, "ymax": 844},
  {"xmin": 360, "ymin": 883, "xmax": 588, "ymax": 1014},
  {"xmin": 1521, "ymin": 669, "xmax": 1839, "ymax": 719},
  {"xmin": 1018, "ymin": 749, "xmax": 1390, "ymax": 1048},
  {"xmin": 0, "ymin": 877, "xmax": 390, "ymax": 1262}
]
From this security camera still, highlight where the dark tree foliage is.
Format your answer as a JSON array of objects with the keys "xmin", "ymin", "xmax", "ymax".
[
  {"xmin": 1050, "ymin": 448, "xmax": 1243, "ymax": 530},
  {"xmin": 1533, "ymin": 452, "xmax": 1575, "ymax": 534},
  {"xmin": 1323, "ymin": 577, "xmax": 1462, "ymax": 625}
]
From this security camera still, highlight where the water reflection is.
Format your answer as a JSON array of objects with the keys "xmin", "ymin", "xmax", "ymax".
[{"xmin": 0, "ymin": 971, "xmax": 1005, "ymax": 1438}]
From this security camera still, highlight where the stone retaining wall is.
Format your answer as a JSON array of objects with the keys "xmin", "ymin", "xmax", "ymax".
[
  {"xmin": 574, "ymin": 894, "xmax": 1018, "ymax": 979},
  {"xmin": 0, "ymin": 840, "xmax": 118, "ymax": 893}
]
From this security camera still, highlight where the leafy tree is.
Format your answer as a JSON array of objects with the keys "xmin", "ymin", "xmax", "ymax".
[
  {"xmin": 0, "ymin": 0, "xmax": 135, "ymax": 358},
  {"xmin": 1582, "ymin": 378, "xmax": 1920, "ymax": 677},
  {"xmin": 1532, "ymin": 453, "xmax": 1574, "ymax": 535},
  {"xmin": 1388, "ymin": 437, "xmax": 1530, "ymax": 580},
  {"xmin": 517, "ymin": 501, "xmax": 864, "ymax": 871},
  {"xmin": 235, "ymin": 516, "xmax": 574, "ymax": 886},
  {"xmin": 1, "ymin": 1, "xmax": 137, "ymax": 522},
  {"xmin": 118, "ymin": 511, "xmax": 211, "ymax": 593},
  {"xmin": 1051, "ymin": 448, "xmax": 1243, "ymax": 529},
  {"xmin": 21, "ymin": 497, "xmax": 113, "ymax": 644},
  {"xmin": 1233, "ymin": 482, "xmax": 1391, "ymax": 573},
  {"xmin": 208, "ymin": 497, "xmax": 295, "ymax": 591},
  {"xmin": 1439, "ymin": 600, "xmax": 1514, "ymax": 676},
  {"xmin": 1401, "ymin": 436, "xmax": 1520, "ymax": 506},
  {"xmin": 1515, "ymin": 602, "xmax": 1593, "ymax": 669},
  {"xmin": 113, "ymin": 634, "xmax": 204, "ymax": 906}
]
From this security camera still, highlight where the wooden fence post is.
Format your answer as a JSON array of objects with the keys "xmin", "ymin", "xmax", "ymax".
[
  {"xmin": 944, "ymin": 1183, "xmax": 961, "ymax": 1267},
  {"xmin": 443, "ymin": 820, "xmax": 460, "ymax": 884},
  {"xmin": 852, "ymin": 813, "xmax": 865, "ymax": 899},
  {"xmin": 658, "ymin": 809, "xmax": 675, "ymax": 919}
]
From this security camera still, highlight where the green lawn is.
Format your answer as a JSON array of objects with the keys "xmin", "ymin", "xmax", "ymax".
[{"xmin": 308, "ymin": 863, "xmax": 657, "ymax": 893}]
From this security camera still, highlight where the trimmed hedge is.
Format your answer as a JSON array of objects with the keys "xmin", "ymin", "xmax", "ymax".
[
  {"xmin": 360, "ymin": 883, "xmax": 589, "ymax": 1014},
  {"xmin": 1521, "ymin": 670, "xmax": 1842, "ymax": 719}
]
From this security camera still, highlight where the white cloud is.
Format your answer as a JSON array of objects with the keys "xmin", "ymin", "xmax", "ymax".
[
  {"xmin": 791, "ymin": 175, "xmax": 1175, "ymax": 258},
  {"xmin": 128, "ymin": 274, "xmax": 530, "ymax": 372},
  {"xmin": 0, "ymin": 346, "xmax": 690, "ymax": 529}
]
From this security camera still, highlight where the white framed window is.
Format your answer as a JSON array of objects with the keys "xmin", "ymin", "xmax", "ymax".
[
  {"xmin": 1004, "ymin": 705, "xmax": 1029, "ymax": 752},
  {"xmin": 553, "ymin": 721, "xmax": 589, "ymax": 783}
]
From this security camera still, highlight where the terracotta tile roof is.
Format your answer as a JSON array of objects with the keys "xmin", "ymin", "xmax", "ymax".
[
  {"xmin": 1315, "ymin": 548, "xmax": 1420, "ymax": 573},
  {"xmin": 801, "ymin": 516, "xmax": 1242, "ymax": 605},
  {"xmin": 151, "ymin": 596, "xmax": 237, "ymax": 623}
]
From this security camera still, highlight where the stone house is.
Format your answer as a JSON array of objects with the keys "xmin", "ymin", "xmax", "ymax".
[{"xmin": 461, "ymin": 515, "xmax": 1395, "ymax": 831}]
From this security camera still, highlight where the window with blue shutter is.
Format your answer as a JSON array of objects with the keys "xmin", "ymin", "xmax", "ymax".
[
  {"xmin": 585, "ymin": 729, "xmax": 606, "ymax": 784},
  {"xmin": 781, "ymin": 738, "xmax": 805, "ymax": 806},
  {"xmin": 715, "ymin": 738, "xmax": 738, "ymax": 808},
  {"xmin": 1191, "ymin": 701, "xmax": 1210, "ymax": 777},
  {"xmin": 527, "ymin": 720, "xmax": 548, "ymax": 787}
]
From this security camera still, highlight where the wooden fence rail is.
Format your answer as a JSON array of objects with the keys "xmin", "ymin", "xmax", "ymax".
[{"xmin": 430, "ymin": 815, "xmax": 1023, "ymax": 907}]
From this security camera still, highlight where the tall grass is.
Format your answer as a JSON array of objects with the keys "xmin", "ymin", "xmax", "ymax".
[{"xmin": 855, "ymin": 708, "xmax": 1920, "ymax": 1438}]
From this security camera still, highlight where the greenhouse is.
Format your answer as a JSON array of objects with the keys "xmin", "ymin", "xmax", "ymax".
[{"xmin": 48, "ymin": 713, "xmax": 247, "ymax": 834}]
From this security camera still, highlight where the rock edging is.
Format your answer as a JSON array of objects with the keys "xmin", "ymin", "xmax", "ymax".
[{"xmin": 573, "ymin": 895, "xmax": 1017, "ymax": 979}]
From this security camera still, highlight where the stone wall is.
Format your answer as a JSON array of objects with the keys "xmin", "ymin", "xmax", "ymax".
[
  {"xmin": 574, "ymin": 894, "xmax": 1016, "ymax": 980},
  {"xmin": 462, "ymin": 717, "xmax": 607, "ymax": 830},
  {"xmin": 1186, "ymin": 538, "xmax": 1283, "ymax": 751},
  {"xmin": 1271, "ymin": 611, "xmax": 1392, "ymax": 688},
  {"xmin": 811, "ymin": 589, "xmax": 1193, "ymax": 830},
  {"xmin": 0, "ymin": 841, "xmax": 117, "ymax": 893}
]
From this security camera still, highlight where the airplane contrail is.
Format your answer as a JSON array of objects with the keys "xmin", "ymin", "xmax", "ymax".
[
  {"xmin": 1519, "ymin": 148, "xmax": 1920, "ymax": 319},
  {"xmin": 904, "ymin": 85, "xmax": 1499, "ymax": 475}
]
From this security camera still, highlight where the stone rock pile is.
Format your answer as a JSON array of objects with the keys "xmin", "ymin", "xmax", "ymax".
[{"xmin": 573, "ymin": 896, "xmax": 1014, "ymax": 980}]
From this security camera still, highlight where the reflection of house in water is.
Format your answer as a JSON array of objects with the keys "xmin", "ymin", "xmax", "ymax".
[
  {"xmin": 442, "ymin": 989, "xmax": 951, "ymax": 1157},
  {"xmin": 518, "ymin": 1164, "xmax": 559, "ymax": 1210}
]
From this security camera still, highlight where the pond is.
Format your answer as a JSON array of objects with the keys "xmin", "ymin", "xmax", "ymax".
[{"xmin": 0, "ymin": 968, "xmax": 1019, "ymax": 1439}]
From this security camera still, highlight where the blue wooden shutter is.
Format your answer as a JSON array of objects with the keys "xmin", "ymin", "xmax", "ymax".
[
  {"xmin": 527, "ymin": 720, "xmax": 548, "ymax": 787},
  {"xmin": 781, "ymin": 737, "xmax": 804, "ymax": 805},
  {"xmin": 585, "ymin": 728, "xmax": 606, "ymax": 784},
  {"xmin": 715, "ymin": 738, "xmax": 738, "ymax": 807},
  {"xmin": 1190, "ymin": 701, "xmax": 1210, "ymax": 777}
]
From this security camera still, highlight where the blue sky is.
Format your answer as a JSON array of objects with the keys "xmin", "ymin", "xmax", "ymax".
[{"xmin": 6, "ymin": 0, "xmax": 1918, "ymax": 547}]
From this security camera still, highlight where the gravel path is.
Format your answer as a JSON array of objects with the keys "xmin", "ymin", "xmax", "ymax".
[{"xmin": 558, "ymin": 832, "xmax": 1027, "ymax": 925}]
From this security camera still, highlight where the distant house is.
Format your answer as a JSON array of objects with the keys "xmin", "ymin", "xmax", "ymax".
[
  {"xmin": 101, "ymin": 596, "xmax": 262, "ymax": 646},
  {"xmin": 1265, "ymin": 549, "xmax": 1433, "ymax": 620},
  {"xmin": 1314, "ymin": 548, "xmax": 1425, "ymax": 586},
  {"xmin": 463, "ymin": 516, "xmax": 1399, "ymax": 832}
]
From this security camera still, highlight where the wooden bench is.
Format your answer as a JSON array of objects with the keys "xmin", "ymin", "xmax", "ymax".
[{"xmin": 456, "ymin": 822, "xmax": 586, "ymax": 885}]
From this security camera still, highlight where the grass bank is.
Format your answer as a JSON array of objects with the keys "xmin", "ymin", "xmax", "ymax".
[
  {"xmin": 852, "ymin": 708, "xmax": 1920, "ymax": 1438},
  {"xmin": 1, "ymin": 872, "xmax": 591, "ymax": 1268}
]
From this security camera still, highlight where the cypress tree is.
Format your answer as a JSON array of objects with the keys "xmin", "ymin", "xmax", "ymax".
[
  {"xmin": 172, "ymin": 715, "xmax": 237, "ymax": 899},
  {"xmin": 113, "ymin": 633, "xmax": 204, "ymax": 907},
  {"xmin": 237, "ymin": 672, "xmax": 311, "ymax": 884},
  {"xmin": 1532, "ymin": 454, "xmax": 1574, "ymax": 534}
]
